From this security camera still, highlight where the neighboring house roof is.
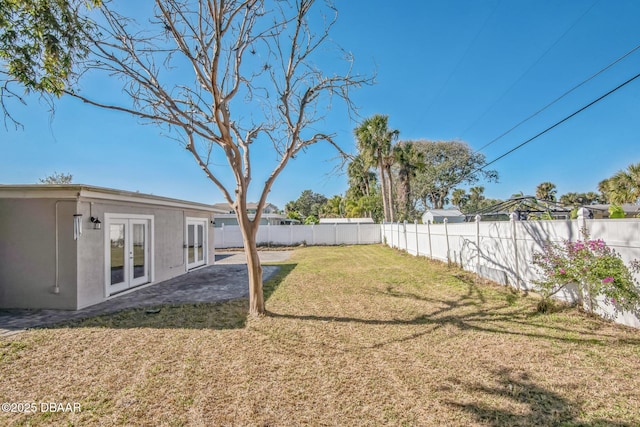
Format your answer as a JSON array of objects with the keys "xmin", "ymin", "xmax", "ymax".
[
  {"xmin": 212, "ymin": 202, "xmax": 279, "ymax": 213},
  {"xmin": 423, "ymin": 209, "xmax": 465, "ymax": 217},
  {"xmin": 319, "ymin": 217, "xmax": 375, "ymax": 224},
  {"xmin": 586, "ymin": 204, "xmax": 640, "ymax": 215},
  {"xmin": 0, "ymin": 184, "xmax": 225, "ymax": 212},
  {"xmin": 212, "ymin": 203, "xmax": 235, "ymax": 213},
  {"xmin": 214, "ymin": 213, "xmax": 299, "ymax": 226}
]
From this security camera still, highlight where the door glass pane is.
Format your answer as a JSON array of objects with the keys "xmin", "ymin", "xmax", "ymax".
[
  {"xmin": 187, "ymin": 224, "xmax": 195, "ymax": 264},
  {"xmin": 132, "ymin": 223, "xmax": 146, "ymax": 279},
  {"xmin": 110, "ymin": 224, "xmax": 125, "ymax": 285},
  {"xmin": 197, "ymin": 224, "xmax": 204, "ymax": 262}
]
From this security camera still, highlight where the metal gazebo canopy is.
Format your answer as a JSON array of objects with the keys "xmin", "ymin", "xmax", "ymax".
[{"xmin": 468, "ymin": 196, "xmax": 573, "ymax": 221}]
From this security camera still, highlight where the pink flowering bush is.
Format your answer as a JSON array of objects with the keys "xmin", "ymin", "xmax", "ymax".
[{"xmin": 532, "ymin": 229, "xmax": 640, "ymax": 314}]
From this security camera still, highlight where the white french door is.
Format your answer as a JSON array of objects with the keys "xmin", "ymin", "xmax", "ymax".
[
  {"xmin": 107, "ymin": 216, "xmax": 152, "ymax": 295},
  {"xmin": 186, "ymin": 218, "xmax": 207, "ymax": 270}
]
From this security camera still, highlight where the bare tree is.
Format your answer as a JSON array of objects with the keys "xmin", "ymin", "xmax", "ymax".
[{"xmin": 61, "ymin": 0, "xmax": 371, "ymax": 315}]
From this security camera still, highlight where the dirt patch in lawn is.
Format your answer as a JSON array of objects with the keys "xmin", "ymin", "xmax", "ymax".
[{"xmin": 1, "ymin": 245, "xmax": 639, "ymax": 426}]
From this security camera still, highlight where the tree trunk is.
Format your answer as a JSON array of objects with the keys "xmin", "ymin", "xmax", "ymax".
[
  {"xmin": 400, "ymin": 174, "xmax": 411, "ymax": 221},
  {"xmin": 379, "ymin": 159, "xmax": 389, "ymax": 222},
  {"xmin": 237, "ymin": 210, "xmax": 265, "ymax": 316},
  {"xmin": 386, "ymin": 165, "xmax": 395, "ymax": 222},
  {"xmin": 244, "ymin": 236, "xmax": 264, "ymax": 316},
  {"xmin": 435, "ymin": 192, "xmax": 445, "ymax": 209}
]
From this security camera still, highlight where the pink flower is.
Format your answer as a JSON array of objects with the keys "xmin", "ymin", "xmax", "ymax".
[
  {"xmin": 611, "ymin": 298, "xmax": 617, "ymax": 304},
  {"xmin": 602, "ymin": 277, "xmax": 614, "ymax": 283},
  {"xmin": 559, "ymin": 268, "xmax": 566, "ymax": 275}
]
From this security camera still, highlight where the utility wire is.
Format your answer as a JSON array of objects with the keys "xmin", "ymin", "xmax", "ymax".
[
  {"xmin": 475, "ymin": 41, "xmax": 640, "ymax": 152},
  {"xmin": 462, "ymin": 70, "xmax": 640, "ymax": 185},
  {"xmin": 463, "ymin": 0, "xmax": 601, "ymax": 141}
]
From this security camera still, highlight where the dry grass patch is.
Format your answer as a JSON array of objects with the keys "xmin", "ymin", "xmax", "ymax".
[{"xmin": 1, "ymin": 245, "xmax": 640, "ymax": 426}]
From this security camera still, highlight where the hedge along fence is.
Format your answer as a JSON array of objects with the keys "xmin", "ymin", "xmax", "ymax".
[
  {"xmin": 214, "ymin": 223, "xmax": 382, "ymax": 249},
  {"xmin": 382, "ymin": 211, "xmax": 640, "ymax": 329}
]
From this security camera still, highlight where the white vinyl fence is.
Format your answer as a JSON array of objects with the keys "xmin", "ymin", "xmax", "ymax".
[
  {"xmin": 382, "ymin": 212, "xmax": 640, "ymax": 329},
  {"xmin": 215, "ymin": 223, "xmax": 381, "ymax": 249},
  {"xmin": 214, "ymin": 214, "xmax": 640, "ymax": 328}
]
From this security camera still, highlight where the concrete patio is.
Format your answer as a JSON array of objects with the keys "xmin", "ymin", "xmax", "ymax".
[{"xmin": 0, "ymin": 250, "xmax": 292, "ymax": 336}]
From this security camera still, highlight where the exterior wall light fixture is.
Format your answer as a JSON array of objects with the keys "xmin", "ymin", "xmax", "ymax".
[{"xmin": 90, "ymin": 216, "xmax": 102, "ymax": 230}]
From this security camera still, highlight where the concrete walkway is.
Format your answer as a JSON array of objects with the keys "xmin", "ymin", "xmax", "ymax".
[{"xmin": 0, "ymin": 250, "xmax": 292, "ymax": 336}]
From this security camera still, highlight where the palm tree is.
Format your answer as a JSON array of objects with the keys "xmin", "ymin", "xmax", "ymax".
[
  {"xmin": 382, "ymin": 150, "xmax": 397, "ymax": 222},
  {"xmin": 347, "ymin": 154, "xmax": 376, "ymax": 199},
  {"xmin": 559, "ymin": 192, "xmax": 605, "ymax": 206},
  {"xmin": 606, "ymin": 162, "xmax": 640, "ymax": 204},
  {"xmin": 393, "ymin": 141, "xmax": 423, "ymax": 221},
  {"xmin": 451, "ymin": 188, "xmax": 468, "ymax": 209},
  {"xmin": 469, "ymin": 186, "xmax": 485, "ymax": 202},
  {"xmin": 598, "ymin": 179, "xmax": 612, "ymax": 203},
  {"xmin": 354, "ymin": 115, "xmax": 399, "ymax": 222},
  {"xmin": 322, "ymin": 195, "xmax": 345, "ymax": 218},
  {"xmin": 535, "ymin": 182, "xmax": 557, "ymax": 201}
]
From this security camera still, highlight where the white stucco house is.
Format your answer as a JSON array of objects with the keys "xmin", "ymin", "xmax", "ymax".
[{"xmin": 0, "ymin": 185, "xmax": 226, "ymax": 310}]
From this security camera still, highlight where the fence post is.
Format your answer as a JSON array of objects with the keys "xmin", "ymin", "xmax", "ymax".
[
  {"xmin": 475, "ymin": 214, "xmax": 481, "ymax": 275},
  {"xmin": 576, "ymin": 207, "xmax": 591, "ymax": 308},
  {"xmin": 510, "ymin": 212, "xmax": 520, "ymax": 290},
  {"xmin": 390, "ymin": 222, "xmax": 394, "ymax": 248},
  {"xmin": 220, "ymin": 223, "xmax": 225, "ymax": 249},
  {"xmin": 427, "ymin": 220, "xmax": 432, "ymax": 259},
  {"xmin": 334, "ymin": 223, "xmax": 338, "ymax": 245},
  {"xmin": 312, "ymin": 223, "xmax": 316, "ymax": 245},
  {"xmin": 290, "ymin": 222, "xmax": 294, "ymax": 246},
  {"xmin": 415, "ymin": 220, "xmax": 419, "ymax": 256},
  {"xmin": 577, "ymin": 207, "xmax": 590, "ymax": 237},
  {"xmin": 444, "ymin": 218, "xmax": 450, "ymax": 264},
  {"xmin": 267, "ymin": 222, "xmax": 271, "ymax": 247},
  {"xmin": 403, "ymin": 221, "xmax": 408, "ymax": 251},
  {"xmin": 357, "ymin": 222, "xmax": 361, "ymax": 245}
]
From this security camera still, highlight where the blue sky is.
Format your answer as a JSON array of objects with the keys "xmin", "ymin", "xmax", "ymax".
[{"xmin": 2, "ymin": 0, "xmax": 640, "ymax": 209}]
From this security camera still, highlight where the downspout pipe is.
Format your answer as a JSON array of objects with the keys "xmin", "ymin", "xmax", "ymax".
[
  {"xmin": 54, "ymin": 200, "xmax": 61, "ymax": 294},
  {"xmin": 54, "ymin": 193, "xmax": 82, "ymax": 295}
]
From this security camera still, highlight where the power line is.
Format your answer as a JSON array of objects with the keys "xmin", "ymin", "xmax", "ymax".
[
  {"xmin": 475, "ymin": 41, "xmax": 640, "ymax": 153},
  {"xmin": 464, "ymin": 70, "xmax": 640, "ymax": 184},
  {"xmin": 462, "ymin": 0, "xmax": 601, "ymax": 140}
]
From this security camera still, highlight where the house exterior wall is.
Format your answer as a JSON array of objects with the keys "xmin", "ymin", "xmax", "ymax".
[
  {"xmin": 75, "ymin": 200, "xmax": 215, "ymax": 309},
  {"xmin": 0, "ymin": 198, "xmax": 78, "ymax": 309},
  {"xmin": 1, "ymin": 185, "xmax": 218, "ymax": 310}
]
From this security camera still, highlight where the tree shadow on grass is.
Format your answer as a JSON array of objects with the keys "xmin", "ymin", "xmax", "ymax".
[
  {"xmin": 445, "ymin": 366, "xmax": 635, "ymax": 426},
  {"xmin": 268, "ymin": 280, "xmax": 640, "ymax": 349},
  {"xmin": 35, "ymin": 263, "xmax": 297, "ymax": 331}
]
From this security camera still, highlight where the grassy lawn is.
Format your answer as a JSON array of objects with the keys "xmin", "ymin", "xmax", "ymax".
[{"xmin": 2, "ymin": 245, "xmax": 640, "ymax": 426}]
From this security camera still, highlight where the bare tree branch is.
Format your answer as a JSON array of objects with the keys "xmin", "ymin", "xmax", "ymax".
[{"xmin": 53, "ymin": 0, "xmax": 373, "ymax": 315}]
